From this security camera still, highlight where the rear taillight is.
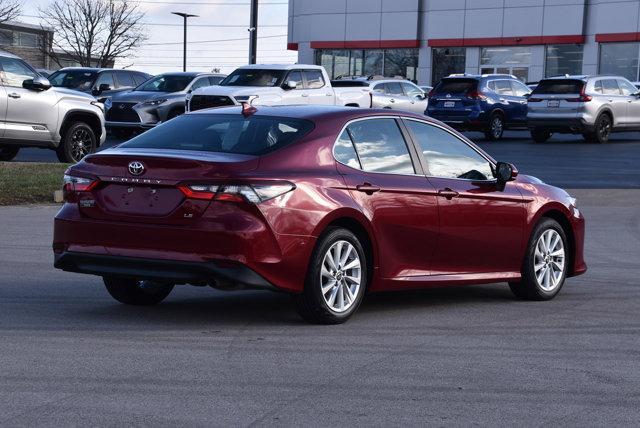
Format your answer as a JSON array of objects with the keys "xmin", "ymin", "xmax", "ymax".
[
  {"xmin": 62, "ymin": 174, "xmax": 98, "ymax": 203},
  {"xmin": 466, "ymin": 90, "xmax": 487, "ymax": 101},
  {"xmin": 179, "ymin": 182, "xmax": 295, "ymax": 204},
  {"xmin": 566, "ymin": 85, "xmax": 592, "ymax": 102}
]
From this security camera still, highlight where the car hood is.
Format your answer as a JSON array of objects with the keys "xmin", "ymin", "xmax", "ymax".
[
  {"xmin": 111, "ymin": 91, "xmax": 175, "ymax": 103},
  {"xmin": 51, "ymin": 87, "xmax": 95, "ymax": 101},
  {"xmin": 192, "ymin": 85, "xmax": 277, "ymax": 97}
]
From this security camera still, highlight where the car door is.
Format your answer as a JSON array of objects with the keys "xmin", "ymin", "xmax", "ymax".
[
  {"xmin": 281, "ymin": 70, "xmax": 307, "ymax": 105},
  {"xmin": 92, "ymin": 71, "xmax": 116, "ymax": 99},
  {"xmin": 493, "ymin": 80, "xmax": 522, "ymax": 125},
  {"xmin": 401, "ymin": 82, "xmax": 428, "ymax": 114},
  {"xmin": 616, "ymin": 78, "xmax": 640, "ymax": 126},
  {"xmin": 0, "ymin": 82, "xmax": 7, "ymax": 138},
  {"xmin": 402, "ymin": 118, "xmax": 526, "ymax": 275},
  {"xmin": 302, "ymin": 69, "xmax": 333, "ymax": 105},
  {"xmin": 0, "ymin": 56, "xmax": 58, "ymax": 142},
  {"xmin": 384, "ymin": 82, "xmax": 408, "ymax": 111},
  {"xmin": 601, "ymin": 79, "xmax": 627, "ymax": 125},
  {"xmin": 334, "ymin": 117, "xmax": 439, "ymax": 280}
]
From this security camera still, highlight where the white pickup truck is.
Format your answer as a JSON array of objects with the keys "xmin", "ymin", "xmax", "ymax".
[{"xmin": 186, "ymin": 64, "xmax": 371, "ymax": 111}]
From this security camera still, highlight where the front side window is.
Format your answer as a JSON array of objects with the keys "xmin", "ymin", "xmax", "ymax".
[
  {"xmin": 190, "ymin": 76, "xmax": 212, "ymax": 91},
  {"xmin": 511, "ymin": 80, "xmax": 531, "ymax": 97},
  {"xmin": 304, "ymin": 69, "xmax": 325, "ymax": 89},
  {"xmin": 346, "ymin": 118, "xmax": 414, "ymax": 175},
  {"xmin": 385, "ymin": 82, "xmax": 404, "ymax": 96},
  {"xmin": 116, "ymin": 71, "xmax": 134, "ymax": 87},
  {"xmin": 136, "ymin": 74, "xmax": 193, "ymax": 92},
  {"xmin": 94, "ymin": 72, "xmax": 115, "ymax": 90},
  {"xmin": 545, "ymin": 44, "xmax": 584, "ymax": 77},
  {"xmin": 493, "ymin": 80, "xmax": 513, "ymax": 96},
  {"xmin": 209, "ymin": 76, "xmax": 224, "ymax": 85},
  {"xmin": 405, "ymin": 120, "xmax": 493, "ymax": 181},
  {"xmin": 0, "ymin": 57, "xmax": 37, "ymax": 87},
  {"xmin": 220, "ymin": 69, "xmax": 284, "ymax": 87},
  {"xmin": 121, "ymin": 114, "xmax": 314, "ymax": 155},
  {"xmin": 617, "ymin": 79, "xmax": 638, "ymax": 95},
  {"xmin": 402, "ymin": 82, "xmax": 423, "ymax": 98},
  {"xmin": 285, "ymin": 70, "xmax": 303, "ymax": 88},
  {"xmin": 48, "ymin": 69, "xmax": 97, "ymax": 90}
]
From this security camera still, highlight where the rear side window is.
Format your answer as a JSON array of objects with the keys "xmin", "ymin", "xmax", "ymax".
[
  {"xmin": 132, "ymin": 73, "xmax": 150, "ymax": 86},
  {"xmin": 116, "ymin": 71, "xmax": 134, "ymax": 87},
  {"xmin": 602, "ymin": 79, "xmax": 621, "ymax": 95},
  {"xmin": 346, "ymin": 118, "xmax": 414, "ymax": 175},
  {"xmin": 594, "ymin": 81, "xmax": 603, "ymax": 94},
  {"xmin": 533, "ymin": 79, "xmax": 584, "ymax": 94},
  {"xmin": 434, "ymin": 79, "xmax": 477, "ymax": 94},
  {"xmin": 493, "ymin": 80, "xmax": 513, "ymax": 95},
  {"xmin": 385, "ymin": 82, "xmax": 404, "ymax": 96},
  {"xmin": 121, "ymin": 114, "xmax": 314, "ymax": 156},
  {"xmin": 618, "ymin": 79, "xmax": 638, "ymax": 95},
  {"xmin": 333, "ymin": 130, "xmax": 361, "ymax": 169}
]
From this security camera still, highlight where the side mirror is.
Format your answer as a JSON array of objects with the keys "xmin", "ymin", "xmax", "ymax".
[
  {"xmin": 23, "ymin": 76, "xmax": 51, "ymax": 91},
  {"xmin": 282, "ymin": 80, "xmax": 298, "ymax": 90},
  {"xmin": 92, "ymin": 83, "xmax": 111, "ymax": 95},
  {"xmin": 524, "ymin": 93, "xmax": 531, "ymax": 99},
  {"xmin": 496, "ymin": 162, "xmax": 518, "ymax": 186}
]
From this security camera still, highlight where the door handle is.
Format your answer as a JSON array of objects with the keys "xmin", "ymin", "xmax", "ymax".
[
  {"xmin": 326, "ymin": 93, "xmax": 332, "ymax": 96},
  {"xmin": 8, "ymin": 93, "xmax": 20, "ymax": 99},
  {"xmin": 389, "ymin": 99, "xmax": 395, "ymax": 103},
  {"xmin": 301, "ymin": 93, "xmax": 309, "ymax": 97},
  {"xmin": 499, "ymin": 98, "xmax": 507, "ymax": 103},
  {"xmin": 438, "ymin": 188, "xmax": 459, "ymax": 200},
  {"xmin": 355, "ymin": 183, "xmax": 381, "ymax": 194},
  {"xmin": 608, "ymin": 99, "xmax": 613, "ymax": 102}
]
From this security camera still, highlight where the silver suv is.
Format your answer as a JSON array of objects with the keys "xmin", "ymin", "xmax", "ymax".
[
  {"xmin": 527, "ymin": 75, "xmax": 640, "ymax": 143},
  {"xmin": 331, "ymin": 77, "xmax": 428, "ymax": 114},
  {"xmin": 0, "ymin": 51, "xmax": 106, "ymax": 162}
]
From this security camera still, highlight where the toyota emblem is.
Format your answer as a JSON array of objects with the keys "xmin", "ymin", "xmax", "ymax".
[{"xmin": 128, "ymin": 161, "xmax": 145, "ymax": 176}]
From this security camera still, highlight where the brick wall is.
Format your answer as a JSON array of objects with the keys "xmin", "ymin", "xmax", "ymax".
[{"xmin": 0, "ymin": 45, "xmax": 49, "ymax": 69}]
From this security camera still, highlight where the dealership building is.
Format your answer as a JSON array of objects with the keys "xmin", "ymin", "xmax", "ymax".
[{"xmin": 287, "ymin": 0, "xmax": 640, "ymax": 85}]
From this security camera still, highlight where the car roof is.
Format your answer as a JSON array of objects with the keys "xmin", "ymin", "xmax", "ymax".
[
  {"xmin": 188, "ymin": 104, "xmax": 434, "ymax": 122},
  {"xmin": 0, "ymin": 50, "xmax": 20, "ymax": 59},
  {"xmin": 542, "ymin": 75, "xmax": 625, "ymax": 81},
  {"xmin": 55, "ymin": 67, "xmax": 149, "ymax": 74},
  {"xmin": 444, "ymin": 73, "xmax": 517, "ymax": 80},
  {"xmin": 236, "ymin": 64, "xmax": 324, "ymax": 71}
]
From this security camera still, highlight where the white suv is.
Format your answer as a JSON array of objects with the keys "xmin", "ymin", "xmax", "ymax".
[{"xmin": 0, "ymin": 51, "xmax": 106, "ymax": 162}]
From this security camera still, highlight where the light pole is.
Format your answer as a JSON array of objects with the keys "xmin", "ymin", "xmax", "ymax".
[
  {"xmin": 172, "ymin": 12, "xmax": 198, "ymax": 71},
  {"xmin": 248, "ymin": 0, "xmax": 258, "ymax": 64}
]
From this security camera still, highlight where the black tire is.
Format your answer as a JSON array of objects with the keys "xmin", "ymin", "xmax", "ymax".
[
  {"xmin": 484, "ymin": 113, "xmax": 505, "ymax": 141},
  {"xmin": 103, "ymin": 276, "xmax": 174, "ymax": 306},
  {"xmin": 584, "ymin": 114, "xmax": 612, "ymax": 144},
  {"xmin": 0, "ymin": 145, "xmax": 20, "ymax": 161},
  {"xmin": 294, "ymin": 227, "xmax": 368, "ymax": 324},
  {"xmin": 531, "ymin": 129, "xmax": 552, "ymax": 143},
  {"xmin": 56, "ymin": 122, "xmax": 97, "ymax": 163},
  {"xmin": 509, "ymin": 218, "xmax": 569, "ymax": 301}
]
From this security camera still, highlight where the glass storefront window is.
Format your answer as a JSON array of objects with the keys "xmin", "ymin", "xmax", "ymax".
[
  {"xmin": 599, "ymin": 43, "xmax": 639, "ymax": 82},
  {"xmin": 545, "ymin": 45, "xmax": 583, "ymax": 77},
  {"xmin": 315, "ymin": 48, "xmax": 418, "ymax": 81},
  {"xmin": 481, "ymin": 47, "xmax": 531, "ymax": 65},
  {"xmin": 432, "ymin": 47, "xmax": 466, "ymax": 85}
]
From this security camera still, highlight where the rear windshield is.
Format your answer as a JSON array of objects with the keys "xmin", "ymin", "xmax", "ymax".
[
  {"xmin": 533, "ymin": 80, "xmax": 584, "ymax": 94},
  {"xmin": 434, "ymin": 79, "xmax": 477, "ymax": 94},
  {"xmin": 120, "ymin": 114, "xmax": 314, "ymax": 156}
]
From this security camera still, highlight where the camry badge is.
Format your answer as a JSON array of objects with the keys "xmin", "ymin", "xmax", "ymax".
[{"xmin": 128, "ymin": 161, "xmax": 145, "ymax": 176}]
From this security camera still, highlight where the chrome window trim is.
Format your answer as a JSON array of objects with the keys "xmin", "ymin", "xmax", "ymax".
[
  {"xmin": 401, "ymin": 117, "xmax": 498, "ymax": 183},
  {"xmin": 331, "ymin": 115, "xmax": 421, "ymax": 177}
]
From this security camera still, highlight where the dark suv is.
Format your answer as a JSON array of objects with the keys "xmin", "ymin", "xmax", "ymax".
[
  {"xmin": 47, "ymin": 68, "xmax": 151, "ymax": 102},
  {"xmin": 426, "ymin": 74, "xmax": 531, "ymax": 140}
]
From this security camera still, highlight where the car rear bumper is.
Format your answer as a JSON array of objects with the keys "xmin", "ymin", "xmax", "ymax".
[
  {"xmin": 527, "ymin": 116, "xmax": 593, "ymax": 133},
  {"xmin": 54, "ymin": 251, "xmax": 278, "ymax": 290},
  {"xmin": 427, "ymin": 109, "xmax": 488, "ymax": 130}
]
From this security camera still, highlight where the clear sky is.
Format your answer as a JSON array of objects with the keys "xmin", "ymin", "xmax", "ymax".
[{"xmin": 20, "ymin": 0, "xmax": 296, "ymax": 75}]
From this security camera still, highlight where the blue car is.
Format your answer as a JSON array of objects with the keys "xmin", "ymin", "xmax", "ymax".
[{"xmin": 426, "ymin": 74, "xmax": 531, "ymax": 140}]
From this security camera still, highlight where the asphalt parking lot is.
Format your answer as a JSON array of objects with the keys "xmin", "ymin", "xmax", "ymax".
[
  {"xmin": 2, "ymin": 133, "xmax": 640, "ymax": 425},
  {"xmin": 15, "ymin": 130, "xmax": 640, "ymax": 189}
]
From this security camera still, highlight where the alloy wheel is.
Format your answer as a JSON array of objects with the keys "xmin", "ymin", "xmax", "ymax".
[
  {"xmin": 70, "ymin": 128, "xmax": 93, "ymax": 161},
  {"xmin": 533, "ymin": 229, "xmax": 566, "ymax": 292},
  {"xmin": 598, "ymin": 117, "xmax": 611, "ymax": 141},
  {"xmin": 491, "ymin": 116, "xmax": 503, "ymax": 139},
  {"xmin": 320, "ymin": 240, "xmax": 362, "ymax": 313}
]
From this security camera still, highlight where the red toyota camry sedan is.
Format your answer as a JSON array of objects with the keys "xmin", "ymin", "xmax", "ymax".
[{"xmin": 53, "ymin": 105, "xmax": 586, "ymax": 324}]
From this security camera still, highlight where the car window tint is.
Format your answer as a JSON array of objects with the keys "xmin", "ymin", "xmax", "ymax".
[
  {"xmin": 602, "ymin": 79, "xmax": 621, "ymax": 95},
  {"xmin": 94, "ymin": 72, "xmax": 114, "ymax": 89},
  {"xmin": 0, "ymin": 57, "xmax": 37, "ymax": 87},
  {"xmin": 385, "ymin": 82, "xmax": 404, "ymax": 96},
  {"xmin": 593, "ymin": 81, "xmax": 603, "ymax": 94},
  {"xmin": 304, "ymin": 70, "xmax": 325, "ymax": 89},
  {"xmin": 372, "ymin": 83, "xmax": 385, "ymax": 93},
  {"xmin": 334, "ymin": 129, "xmax": 361, "ymax": 169},
  {"xmin": 402, "ymin": 82, "xmax": 422, "ymax": 97},
  {"xmin": 617, "ymin": 79, "xmax": 637, "ymax": 96},
  {"xmin": 347, "ymin": 118, "xmax": 414, "ymax": 175},
  {"xmin": 132, "ymin": 73, "xmax": 149, "ymax": 86},
  {"xmin": 405, "ymin": 120, "xmax": 493, "ymax": 180},
  {"xmin": 487, "ymin": 81, "xmax": 496, "ymax": 91},
  {"xmin": 286, "ymin": 70, "xmax": 303, "ymax": 89},
  {"xmin": 116, "ymin": 71, "xmax": 134, "ymax": 87},
  {"xmin": 494, "ymin": 80, "xmax": 513, "ymax": 96},
  {"xmin": 511, "ymin": 80, "xmax": 530, "ymax": 97},
  {"xmin": 190, "ymin": 76, "xmax": 211, "ymax": 91},
  {"xmin": 209, "ymin": 76, "xmax": 224, "ymax": 85}
]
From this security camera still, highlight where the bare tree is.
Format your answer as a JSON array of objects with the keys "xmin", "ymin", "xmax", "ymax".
[
  {"xmin": 0, "ymin": 0, "xmax": 21, "ymax": 23},
  {"xmin": 39, "ymin": 0, "xmax": 146, "ymax": 68}
]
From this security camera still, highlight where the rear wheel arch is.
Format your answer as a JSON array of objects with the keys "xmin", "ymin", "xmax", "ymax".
[
  {"xmin": 597, "ymin": 108, "xmax": 614, "ymax": 125},
  {"xmin": 60, "ymin": 110, "xmax": 103, "ymax": 146}
]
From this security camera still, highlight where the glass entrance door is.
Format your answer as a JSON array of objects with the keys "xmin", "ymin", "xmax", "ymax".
[{"xmin": 480, "ymin": 47, "xmax": 532, "ymax": 82}]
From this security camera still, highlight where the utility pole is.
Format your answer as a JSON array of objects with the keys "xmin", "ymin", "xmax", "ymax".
[
  {"xmin": 172, "ymin": 12, "xmax": 198, "ymax": 71},
  {"xmin": 248, "ymin": 0, "xmax": 258, "ymax": 64}
]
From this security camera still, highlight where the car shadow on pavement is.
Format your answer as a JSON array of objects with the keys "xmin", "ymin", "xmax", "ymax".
[{"xmin": 73, "ymin": 284, "xmax": 516, "ymax": 327}]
